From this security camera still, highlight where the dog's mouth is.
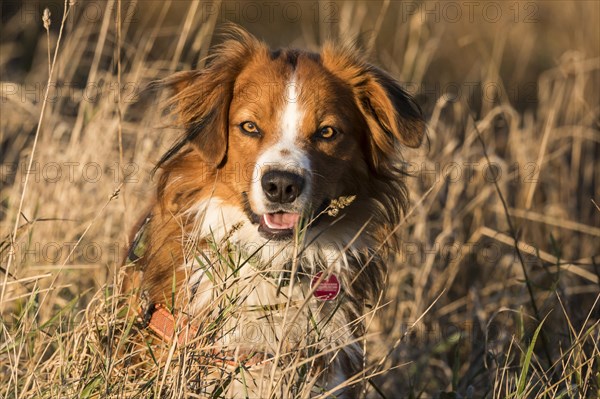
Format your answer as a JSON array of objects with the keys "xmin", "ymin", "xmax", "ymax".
[
  {"xmin": 241, "ymin": 193, "xmax": 330, "ymax": 241},
  {"xmin": 258, "ymin": 212, "xmax": 300, "ymax": 240}
]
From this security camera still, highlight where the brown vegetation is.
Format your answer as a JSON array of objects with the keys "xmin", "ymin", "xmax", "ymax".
[{"xmin": 1, "ymin": 1, "xmax": 599, "ymax": 398}]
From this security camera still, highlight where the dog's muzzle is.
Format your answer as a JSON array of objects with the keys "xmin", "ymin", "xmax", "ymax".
[{"xmin": 261, "ymin": 170, "xmax": 305, "ymax": 204}]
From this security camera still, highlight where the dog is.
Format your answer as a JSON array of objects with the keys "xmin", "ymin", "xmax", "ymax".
[{"xmin": 123, "ymin": 27, "xmax": 424, "ymax": 398}]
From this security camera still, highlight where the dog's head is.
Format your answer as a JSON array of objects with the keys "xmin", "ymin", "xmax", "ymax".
[{"xmin": 159, "ymin": 28, "xmax": 425, "ymax": 242}]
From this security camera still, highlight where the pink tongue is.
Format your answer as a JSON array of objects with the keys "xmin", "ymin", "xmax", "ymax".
[{"xmin": 263, "ymin": 213, "xmax": 300, "ymax": 230}]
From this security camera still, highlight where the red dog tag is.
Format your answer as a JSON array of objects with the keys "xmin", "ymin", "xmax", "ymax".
[{"xmin": 311, "ymin": 272, "xmax": 340, "ymax": 301}]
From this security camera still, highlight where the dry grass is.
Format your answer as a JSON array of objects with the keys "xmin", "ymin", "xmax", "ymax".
[{"xmin": 1, "ymin": 1, "xmax": 599, "ymax": 398}]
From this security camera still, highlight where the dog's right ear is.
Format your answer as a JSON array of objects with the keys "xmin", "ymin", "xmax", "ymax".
[
  {"xmin": 162, "ymin": 28, "xmax": 266, "ymax": 168},
  {"xmin": 321, "ymin": 43, "xmax": 425, "ymax": 174}
]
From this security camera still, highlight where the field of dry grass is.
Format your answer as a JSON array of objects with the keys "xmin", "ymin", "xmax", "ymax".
[{"xmin": 1, "ymin": 1, "xmax": 599, "ymax": 398}]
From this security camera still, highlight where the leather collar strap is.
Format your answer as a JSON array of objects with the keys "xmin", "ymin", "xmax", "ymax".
[
  {"xmin": 141, "ymin": 304, "xmax": 269, "ymax": 367},
  {"xmin": 145, "ymin": 304, "xmax": 197, "ymax": 345}
]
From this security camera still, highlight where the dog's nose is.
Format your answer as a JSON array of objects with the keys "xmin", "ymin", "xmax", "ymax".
[{"xmin": 261, "ymin": 170, "xmax": 305, "ymax": 203}]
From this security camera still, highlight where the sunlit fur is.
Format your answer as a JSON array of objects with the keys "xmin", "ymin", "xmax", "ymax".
[{"xmin": 124, "ymin": 27, "xmax": 425, "ymax": 397}]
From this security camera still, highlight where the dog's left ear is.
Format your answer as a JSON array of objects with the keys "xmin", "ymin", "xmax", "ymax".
[
  {"xmin": 162, "ymin": 27, "xmax": 266, "ymax": 168},
  {"xmin": 165, "ymin": 69, "xmax": 231, "ymax": 167},
  {"xmin": 322, "ymin": 45, "xmax": 425, "ymax": 172}
]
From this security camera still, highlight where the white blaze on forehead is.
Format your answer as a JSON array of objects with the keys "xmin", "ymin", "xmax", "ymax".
[
  {"xmin": 280, "ymin": 77, "xmax": 302, "ymax": 145},
  {"xmin": 249, "ymin": 75, "xmax": 312, "ymax": 213}
]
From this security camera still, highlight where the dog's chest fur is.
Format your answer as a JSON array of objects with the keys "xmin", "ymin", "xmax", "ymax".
[
  {"xmin": 134, "ymin": 198, "xmax": 378, "ymax": 396},
  {"xmin": 184, "ymin": 198, "xmax": 371, "ymax": 356}
]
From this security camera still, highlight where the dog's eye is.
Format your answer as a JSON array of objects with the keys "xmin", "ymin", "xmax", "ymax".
[
  {"xmin": 315, "ymin": 126, "xmax": 338, "ymax": 141},
  {"xmin": 240, "ymin": 121, "xmax": 261, "ymax": 137}
]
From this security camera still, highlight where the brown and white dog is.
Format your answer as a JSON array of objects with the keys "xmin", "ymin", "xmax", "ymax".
[{"xmin": 123, "ymin": 27, "xmax": 424, "ymax": 398}]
